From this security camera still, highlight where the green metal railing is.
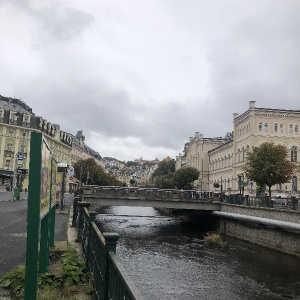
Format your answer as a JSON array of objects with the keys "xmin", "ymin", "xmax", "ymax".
[{"xmin": 74, "ymin": 199, "xmax": 144, "ymax": 300}]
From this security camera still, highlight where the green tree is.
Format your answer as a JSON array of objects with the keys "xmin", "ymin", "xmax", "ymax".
[
  {"xmin": 152, "ymin": 159, "xmax": 175, "ymax": 178},
  {"xmin": 224, "ymin": 131, "xmax": 233, "ymax": 140},
  {"xmin": 154, "ymin": 175, "xmax": 174, "ymax": 189},
  {"xmin": 243, "ymin": 142, "xmax": 297, "ymax": 197},
  {"xmin": 73, "ymin": 158, "xmax": 124, "ymax": 186},
  {"xmin": 172, "ymin": 167, "xmax": 200, "ymax": 190}
]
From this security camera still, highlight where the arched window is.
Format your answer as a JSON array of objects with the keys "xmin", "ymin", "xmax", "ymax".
[
  {"xmin": 242, "ymin": 147, "xmax": 245, "ymax": 161},
  {"xmin": 274, "ymin": 123, "xmax": 278, "ymax": 132},
  {"xmin": 291, "ymin": 146, "xmax": 298, "ymax": 162},
  {"xmin": 289, "ymin": 124, "xmax": 293, "ymax": 133}
]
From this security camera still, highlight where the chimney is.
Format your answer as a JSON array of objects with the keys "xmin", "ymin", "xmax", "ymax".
[
  {"xmin": 195, "ymin": 132, "xmax": 200, "ymax": 139},
  {"xmin": 249, "ymin": 100, "xmax": 256, "ymax": 109},
  {"xmin": 189, "ymin": 137, "xmax": 193, "ymax": 142},
  {"xmin": 199, "ymin": 134, "xmax": 203, "ymax": 139},
  {"xmin": 233, "ymin": 113, "xmax": 239, "ymax": 119}
]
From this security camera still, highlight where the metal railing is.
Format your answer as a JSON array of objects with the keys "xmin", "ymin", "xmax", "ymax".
[
  {"xmin": 222, "ymin": 194, "xmax": 300, "ymax": 211},
  {"xmin": 74, "ymin": 197, "xmax": 144, "ymax": 300}
]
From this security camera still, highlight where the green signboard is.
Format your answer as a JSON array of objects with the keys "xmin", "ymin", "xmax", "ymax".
[{"xmin": 24, "ymin": 132, "xmax": 58, "ymax": 300}]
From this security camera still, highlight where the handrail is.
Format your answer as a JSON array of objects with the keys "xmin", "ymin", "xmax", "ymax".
[{"xmin": 76, "ymin": 201, "xmax": 144, "ymax": 300}]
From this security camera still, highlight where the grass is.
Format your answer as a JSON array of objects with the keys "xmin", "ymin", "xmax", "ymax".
[{"xmin": 0, "ymin": 246, "xmax": 93, "ymax": 300}]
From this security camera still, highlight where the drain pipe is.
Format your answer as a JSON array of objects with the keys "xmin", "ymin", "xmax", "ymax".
[{"xmin": 212, "ymin": 211, "xmax": 300, "ymax": 233}]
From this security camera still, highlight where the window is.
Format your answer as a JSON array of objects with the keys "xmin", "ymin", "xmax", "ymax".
[
  {"xmin": 7, "ymin": 143, "xmax": 12, "ymax": 151},
  {"xmin": 289, "ymin": 124, "xmax": 293, "ymax": 133},
  {"xmin": 264, "ymin": 123, "xmax": 268, "ymax": 132},
  {"xmin": 280, "ymin": 124, "xmax": 284, "ymax": 133},
  {"xmin": 292, "ymin": 176, "xmax": 297, "ymax": 192},
  {"xmin": 9, "ymin": 128, "xmax": 13, "ymax": 136},
  {"xmin": 237, "ymin": 149, "xmax": 241, "ymax": 163},
  {"xmin": 295, "ymin": 125, "xmax": 299, "ymax": 134},
  {"xmin": 291, "ymin": 146, "xmax": 298, "ymax": 162},
  {"xmin": 242, "ymin": 147, "xmax": 245, "ymax": 161},
  {"xmin": 274, "ymin": 123, "xmax": 278, "ymax": 132},
  {"xmin": 5, "ymin": 160, "xmax": 10, "ymax": 168},
  {"xmin": 258, "ymin": 123, "xmax": 262, "ymax": 131}
]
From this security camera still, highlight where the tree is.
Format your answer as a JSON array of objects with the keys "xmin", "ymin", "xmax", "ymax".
[
  {"xmin": 172, "ymin": 167, "xmax": 200, "ymax": 190},
  {"xmin": 225, "ymin": 131, "xmax": 234, "ymax": 140},
  {"xmin": 243, "ymin": 142, "xmax": 297, "ymax": 197},
  {"xmin": 154, "ymin": 175, "xmax": 174, "ymax": 189},
  {"xmin": 152, "ymin": 159, "xmax": 175, "ymax": 178},
  {"xmin": 73, "ymin": 158, "xmax": 124, "ymax": 186}
]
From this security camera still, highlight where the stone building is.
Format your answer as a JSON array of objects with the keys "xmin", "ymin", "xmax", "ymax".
[
  {"xmin": 176, "ymin": 101, "xmax": 300, "ymax": 195},
  {"xmin": 71, "ymin": 130, "xmax": 105, "ymax": 168},
  {"xmin": 0, "ymin": 95, "xmax": 73, "ymax": 191}
]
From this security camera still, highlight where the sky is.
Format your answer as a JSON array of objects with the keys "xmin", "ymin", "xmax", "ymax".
[{"xmin": 1, "ymin": 0, "xmax": 300, "ymax": 161}]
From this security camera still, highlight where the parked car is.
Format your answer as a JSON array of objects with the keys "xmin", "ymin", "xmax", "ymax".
[{"xmin": 271, "ymin": 195, "xmax": 290, "ymax": 205}]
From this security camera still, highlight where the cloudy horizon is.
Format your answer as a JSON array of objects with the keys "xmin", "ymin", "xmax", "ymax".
[{"xmin": 1, "ymin": 0, "xmax": 299, "ymax": 161}]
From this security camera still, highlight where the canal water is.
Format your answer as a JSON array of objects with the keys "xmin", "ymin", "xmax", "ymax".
[{"xmin": 95, "ymin": 206, "xmax": 300, "ymax": 300}]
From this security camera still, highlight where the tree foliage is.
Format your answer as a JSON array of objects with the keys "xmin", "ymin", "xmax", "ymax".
[
  {"xmin": 152, "ymin": 159, "xmax": 175, "ymax": 178},
  {"xmin": 243, "ymin": 142, "xmax": 297, "ymax": 197},
  {"xmin": 154, "ymin": 175, "xmax": 174, "ymax": 189},
  {"xmin": 172, "ymin": 167, "xmax": 200, "ymax": 190},
  {"xmin": 73, "ymin": 158, "xmax": 125, "ymax": 186},
  {"xmin": 224, "ymin": 131, "xmax": 233, "ymax": 140}
]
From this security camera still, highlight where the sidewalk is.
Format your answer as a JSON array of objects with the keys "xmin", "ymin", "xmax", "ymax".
[{"xmin": 0, "ymin": 194, "xmax": 91, "ymax": 299}]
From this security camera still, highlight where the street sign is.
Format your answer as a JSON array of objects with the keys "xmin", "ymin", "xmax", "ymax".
[{"xmin": 69, "ymin": 166, "xmax": 74, "ymax": 176}]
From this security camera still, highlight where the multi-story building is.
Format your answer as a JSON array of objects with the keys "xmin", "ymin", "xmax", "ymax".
[
  {"xmin": 176, "ymin": 101, "xmax": 300, "ymax": 195},
  {"xmin": 71, "ymin": 130, "xmax": 105, "ymax": 168},
  {"xmin": 0, "ymin": 95, "xmax": 73, "ymax": 191}
]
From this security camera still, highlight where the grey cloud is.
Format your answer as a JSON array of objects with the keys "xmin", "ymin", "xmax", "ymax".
[{"xmin": 32, "ymin": 6, "xmax": 94, "ymax": 43}]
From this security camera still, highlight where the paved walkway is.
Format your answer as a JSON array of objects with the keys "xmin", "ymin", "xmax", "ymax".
[{"xmin": 0, "ymin": 193, "xmax": 74, "ymax": 299}]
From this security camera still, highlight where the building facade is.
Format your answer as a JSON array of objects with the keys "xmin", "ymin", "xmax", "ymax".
[
  {"xmin": 176, "ymin": 101, "xmax": 300, "ymax": 195},
  {"xmin": 0, "ymin": 95, "xmax": 73, "ymax": 191}
]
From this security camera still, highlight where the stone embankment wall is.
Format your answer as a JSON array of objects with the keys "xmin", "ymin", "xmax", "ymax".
[{"xmin": 218, "ymin": 204, "xmax": 300, "ymax": 257}]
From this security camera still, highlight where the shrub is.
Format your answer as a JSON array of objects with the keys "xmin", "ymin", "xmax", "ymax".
[{"xmin": 204, "ymin": 232, "xmax": 227, "ymax": 249}]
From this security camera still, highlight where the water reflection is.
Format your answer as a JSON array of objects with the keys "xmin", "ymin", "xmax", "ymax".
[{"xmin": 96, "ymin": 206, "xmax": 300, "ymax": 300}]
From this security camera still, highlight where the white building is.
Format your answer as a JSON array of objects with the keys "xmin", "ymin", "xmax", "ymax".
[{"xmin": 176, "ymin": 101, "xmax": 300, "ymax": 195}]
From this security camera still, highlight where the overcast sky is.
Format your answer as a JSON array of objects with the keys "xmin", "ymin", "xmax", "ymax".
[{"xmin": 1, "ymin": 1, "xmax": 299, "ymax": 161}]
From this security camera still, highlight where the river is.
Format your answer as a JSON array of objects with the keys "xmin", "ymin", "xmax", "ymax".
[{"xmin": 95, "ymin": 206, "xmax": 300, "ymax": 300}]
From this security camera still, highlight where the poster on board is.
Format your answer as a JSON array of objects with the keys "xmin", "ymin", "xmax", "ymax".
[{"xmin": 40, "ymin": 138, "xmax": 51, "ymax": 219}]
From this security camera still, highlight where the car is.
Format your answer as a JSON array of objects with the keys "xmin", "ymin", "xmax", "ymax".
[{"xmin": 271, "ymin": 195, "xmax": 290, "ymax": 205}]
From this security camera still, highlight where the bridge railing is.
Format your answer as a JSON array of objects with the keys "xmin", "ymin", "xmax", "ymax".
[
  {"xmin": 73, "ymin": 198, "xmax": 144, "ymax": 300},
  {"xmin": 222, "ymin": 194, "xmax": 300, "ymax": 211},
  {"xmin": 85, "ymin": 186, "xmax": 215, "ymax": 202}
]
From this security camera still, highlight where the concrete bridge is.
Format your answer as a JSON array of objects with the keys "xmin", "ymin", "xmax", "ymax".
[
  {"xmin": 81, "ymin": 186, "xmax": 220, "ymax": 211},
  {"xmin": 80, "ymin": 185, "xmax": 300, "ymax": 257}
]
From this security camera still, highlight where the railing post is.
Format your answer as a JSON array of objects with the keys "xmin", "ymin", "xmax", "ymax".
[
  {"xmin": 72, "ymin": 196, "xmax": 82, "ymax": 227},
  {"xmin": 76, "ymin": 202, "xmax": 90, "ymax": 242},
  {"xmin": 102, "ymin": 232, "xmax": 120, "ymax": 300},
  {"xmin": 245, "ymin": 195, "xmax": 249, "ymax": 206},
  {"xmin": 103, "ymin": 232, "xmax": 120, "ymax": 253},
  {"xmin": 86, "ymin": 211, "xmax": 97, "ymax": 271}
]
